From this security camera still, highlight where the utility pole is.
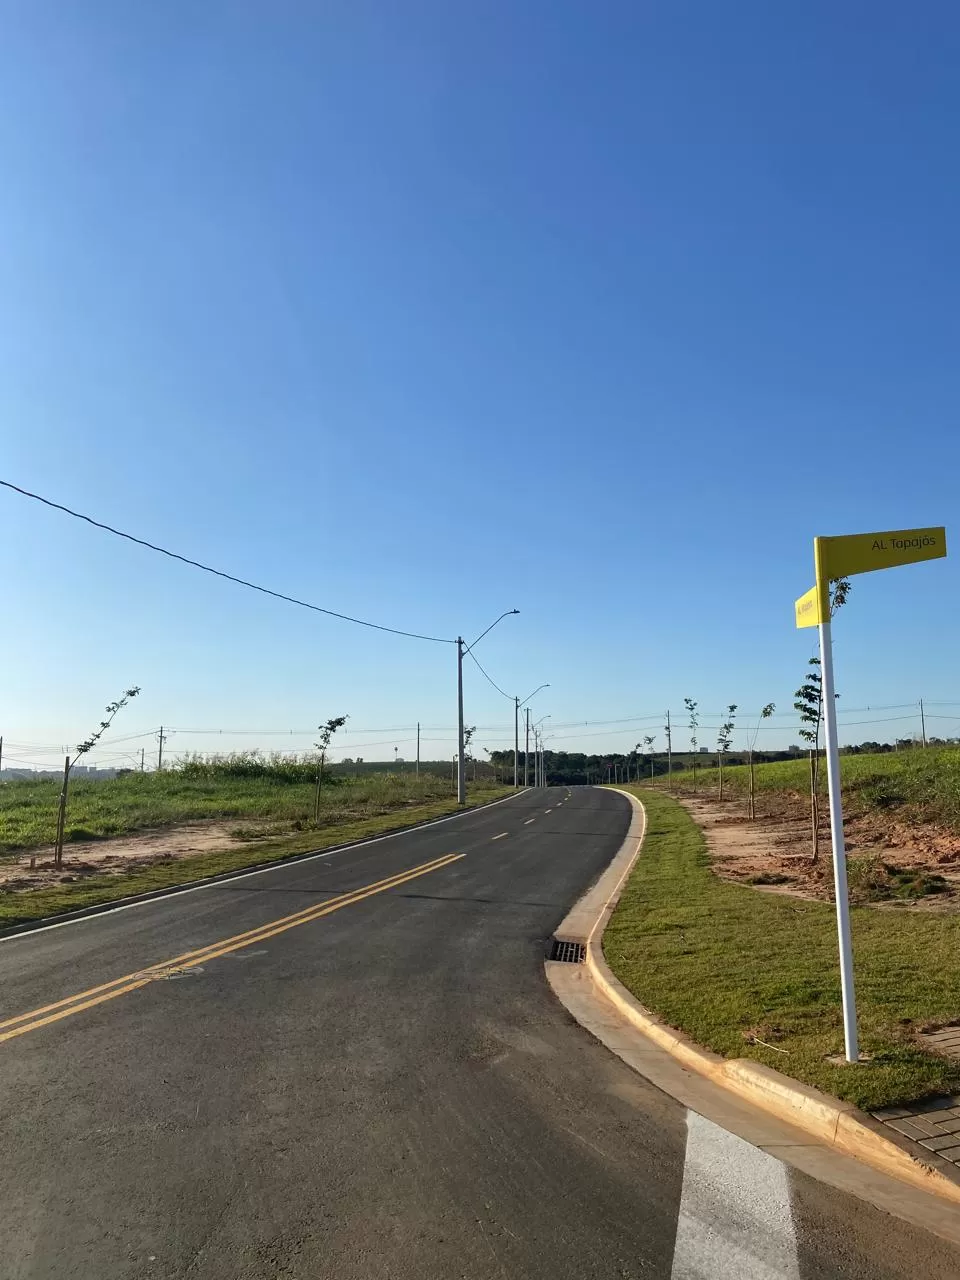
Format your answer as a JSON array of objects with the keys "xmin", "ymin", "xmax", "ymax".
[
  {"xmin": 525, "ymin": 708, "xmax": 530, "ymax": 787},
  {"xmin": 514, "ymin": 696, "xmax": 520, "ymax": 788},
  {"xmin": 0, "ymin": 734, "xmax": 3, "ymax": 781},
  {"xmin": 457, "ymin": 637, "xmax": 466, "ymax": 804},
  {"xmin": 920, "ymin": 699, "xmax": 927, "ymax": 749},
  {"xmin": 157, "ymin": 725, "xmax": 167, "ymax": 771},
  {"xmin": 665, "ymin": 711, "xmax": 672, "ymax": 789},
  {"xmin": 140, "ymin": 747, "xmax": 145, "ymax": 772},
  {"xmin": 416, "ymin": 722, "xmax": 420, "ymax": 777}
]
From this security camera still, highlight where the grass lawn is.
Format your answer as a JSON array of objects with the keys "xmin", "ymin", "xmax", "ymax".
[
  {"xmin": 0, "ymin": 771, "xmax": 509, "ymax": 927},
  {"xmin": 664, "ymin": 746, "xmax": 960, "ymax": 830},
  {"xmin": 0, "ymin": 768, "xmax": 484, "ymax": 852},
  {"xmin": 603, "ymin": 787, "xmax": 960, "ymax": 1110}
]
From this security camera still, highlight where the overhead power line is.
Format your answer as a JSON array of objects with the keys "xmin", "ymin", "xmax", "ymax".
[
  {"xmin": 466, "ymin": 649, "xmax": 513, "ymax": 701},
  {"xmin": 1, "ymin": 480, "xmax": 453, "ymax": 645}
]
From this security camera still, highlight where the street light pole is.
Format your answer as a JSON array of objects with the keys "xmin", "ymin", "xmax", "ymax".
[
  {"xmin": 457, "ymin": 636, "xmax": 466, "ymax": 804},
  {"xmin": 532, "ymin": 715, "xmax": 551, "ymax": 786},
  {"xmin": 525, "ymin": 708, "xmax": 530, "ymax": 787},
  {"xmin": 516, "ymin": 683, "xmax": 548, "ymax": 790},
  {"xmin": 514, "ymin": 696, "xmax": 520, "ymax": 788}
]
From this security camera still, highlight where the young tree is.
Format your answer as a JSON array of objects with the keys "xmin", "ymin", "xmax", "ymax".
[
  {"xmin": 314, "ymin": 715, "xmax": 348, "ymax": 822},
  {"xmin": 793, "ymin": 575, "xmax": 850, "ymax": 861},
  {"xmin": 746, "ymin": 703, "xmax": 775, "ymax": 821},
  {"xmin": 795, "ymin": 660, "xmax": 825, "ymax": 862},
  {"xmin": 640, "ymin": 734, "xmax": 656, "ymax": 781},
  {"xmin": 716, "ymin": 705, "xmax": 737, "ymax": 801},
  {"xmin": 684, "ymin": 698, "xmax": 699, "ymax": 792},
  {"xmin": 53, "ymin": 686, "xmax": 141, "ymax": 869}
]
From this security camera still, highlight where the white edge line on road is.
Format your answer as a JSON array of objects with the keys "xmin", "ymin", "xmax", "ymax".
[
  {"xmin": 0, "ymin": 788, "xmax": 532, "ymax": 945},
  {"xmin": 491, "ymin": 832, "xmax": 509, "ymax": 841}
]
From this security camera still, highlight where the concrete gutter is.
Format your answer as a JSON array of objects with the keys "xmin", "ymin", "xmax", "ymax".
[{"xmin": 551, "ymin": 787, "xmax": 960, "ymax": 1207}]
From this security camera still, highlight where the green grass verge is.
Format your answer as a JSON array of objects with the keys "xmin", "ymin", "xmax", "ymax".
[
  {"xmin": 0, "ymin": 783, "xmax": 509, "ymax": 928},
  {"xmin": 603, "ymin": 787, "xmax": 960, "ymax": 1110},
  {"xmin": 663, "ymin": 746, "xmax": 960, "ymax": 830},
  {"xmin": 0, "ymin": 769, "xmax": 480, "ymax": 852}
]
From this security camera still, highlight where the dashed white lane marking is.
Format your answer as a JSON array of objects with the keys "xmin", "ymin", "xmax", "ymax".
[
  {"xmin": 544, "ymin": 808, "xmax": 552, "ymax": 813},
  {"xmin": 670, "ymin": 1112, "xmax": 799, "ymax": 1279},
  {"xmin": 491, "ymin": 832, "xmax": 508, "ymax": 841},
  {"xmin": 524, "ymin": 818, "xmax": 536, "ymax": 825}
]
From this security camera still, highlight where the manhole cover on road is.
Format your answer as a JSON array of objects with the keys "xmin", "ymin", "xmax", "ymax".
[{"xmin": 550, "ymin": 939, "xmax": 586, "ymax": 964}]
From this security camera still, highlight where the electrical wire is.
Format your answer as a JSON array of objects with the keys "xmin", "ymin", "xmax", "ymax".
[
  {"xmin": 466, "ymin": 649, "xmax": 513, "ymax": 701},
  {"xmin": 1, "ymin": 480, "xmax": 454, "ymax": 645}
]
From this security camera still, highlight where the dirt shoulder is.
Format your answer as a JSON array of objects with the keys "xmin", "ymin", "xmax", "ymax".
[
  {"xmin": 0, "ymin": 821, "xmax": 246, "ymax": 894},
  {"xmin": 679, "ymin": 790, "xmax": 960, "ymax": 910}
]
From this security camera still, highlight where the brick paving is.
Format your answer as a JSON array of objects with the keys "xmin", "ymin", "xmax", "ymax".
[
  {"xmin": 872, "ymin": 1093, "xmax": 960, "ymax": 1167},
  {"xmin": 921, "ymin": 1027, "xmax": 960, "ymax": 1056}
]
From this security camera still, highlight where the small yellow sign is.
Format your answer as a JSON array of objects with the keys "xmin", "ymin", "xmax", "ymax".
[
  {"xmin": 818, "ymin": 526, "xmax": 946, "ymax": 581},
  {"xmin": 795, "ymin": 585, "xmax": 822, "ymax": 629}
]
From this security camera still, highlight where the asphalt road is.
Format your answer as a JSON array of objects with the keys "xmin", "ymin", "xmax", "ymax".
[{"xmin": 1, "ymin": 786, "xmax": 958, "ymax": 1279}]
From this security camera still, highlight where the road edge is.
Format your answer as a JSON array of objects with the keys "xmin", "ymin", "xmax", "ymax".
[
  {"xmin": 0, "ymin": 787, "xmax": 528, "ymax": 942},
  {"xmin": 549, "ymin": 786, "xmax": 960, "ymax": 1207}
]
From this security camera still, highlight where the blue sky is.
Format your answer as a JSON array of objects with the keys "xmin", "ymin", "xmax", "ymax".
[{"xmin": 3, "ymin": 1, "xmax": 960, "ymax": 768}]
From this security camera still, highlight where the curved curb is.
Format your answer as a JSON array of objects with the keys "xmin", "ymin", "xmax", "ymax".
[{"xmin": 560, "ymin": 787, "xmax": 960, "ymax": 1206}]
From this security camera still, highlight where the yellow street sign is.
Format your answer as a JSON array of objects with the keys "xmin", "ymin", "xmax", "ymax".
[
  {"xmin": 795, "ymin": 585, "xmax": 821, "ymax": 629},
  {"xmin": 818, "ymin": 526, "xmax": 946, "ymax": 581}
]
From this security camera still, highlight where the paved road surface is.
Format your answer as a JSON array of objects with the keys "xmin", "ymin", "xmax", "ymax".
[{"xmin": 1, "ymin": 787, "xmax": 957, "ymax": 1278}]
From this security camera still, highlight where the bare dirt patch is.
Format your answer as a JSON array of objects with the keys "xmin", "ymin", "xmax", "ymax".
[
  {"xmin": 0, "ymin": 822, "xmax": 252, "ymax": 893},
  {"xmin": 678, "ymin": 793, "xmax": 960, "ymax": 912}
]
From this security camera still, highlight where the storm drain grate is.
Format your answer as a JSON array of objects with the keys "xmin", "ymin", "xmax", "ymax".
[{"xmin": 550, "ymin": 939, "xmax": 586, "ymax": 964}]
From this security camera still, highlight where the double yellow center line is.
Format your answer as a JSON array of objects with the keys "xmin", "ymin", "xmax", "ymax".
[{"xmin": 0, "ymin": 852, "xmax": 464, "ymax": 1046}]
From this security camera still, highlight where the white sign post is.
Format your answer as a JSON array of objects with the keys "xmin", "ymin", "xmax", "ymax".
[
  {"xmin": 818, "ymin": 608, "xmax": 859, "ymax": 1062},
  {"xmin": 796, "ymin": 526, "xmax": 947, "ymax": 1064}
]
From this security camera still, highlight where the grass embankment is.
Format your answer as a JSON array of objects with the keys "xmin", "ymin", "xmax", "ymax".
[
  {"xmin": 604, "ymin": 787, "xmax": 960, "ymax": 1110},
  {"xmin": 0, "ymin": 765, "xmax": 508, "ymax": 927},
  {"xmin": 664, "ymin": 747, "xmax": 960, "ymax": 829}
]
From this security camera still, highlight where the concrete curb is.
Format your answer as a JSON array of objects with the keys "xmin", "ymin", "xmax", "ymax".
[{"xmin": 557, "ymin": 786, "xmax": 960, "ymax": 1206}]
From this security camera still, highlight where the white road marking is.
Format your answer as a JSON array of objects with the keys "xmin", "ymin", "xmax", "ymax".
[
  {"xmin": 671, "ymin": 1112, "xmax": 799, "ymax": 1279},
  {"xmin": 491, "ymin": 832, "xmax": 509, "ymax": 841},
  {"xmin": 544, "ymin": 808, "xmax": 552, "ymax": 813},
  {"xmin": 524, "ymin": 818, "xmax": 536, "ymax": 825}
]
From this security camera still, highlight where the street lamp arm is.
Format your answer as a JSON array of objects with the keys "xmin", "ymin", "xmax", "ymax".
[
  {"xmin": 518, "ymin": 682, "xmax": 550, "ymax": 709},
  {"xmin": 457, "ymin": 608, "xmax": 518, "ymax": 806},
  {"xmin": 464, "ymin": 609, "xmax": 519, "ymax": 655}
]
